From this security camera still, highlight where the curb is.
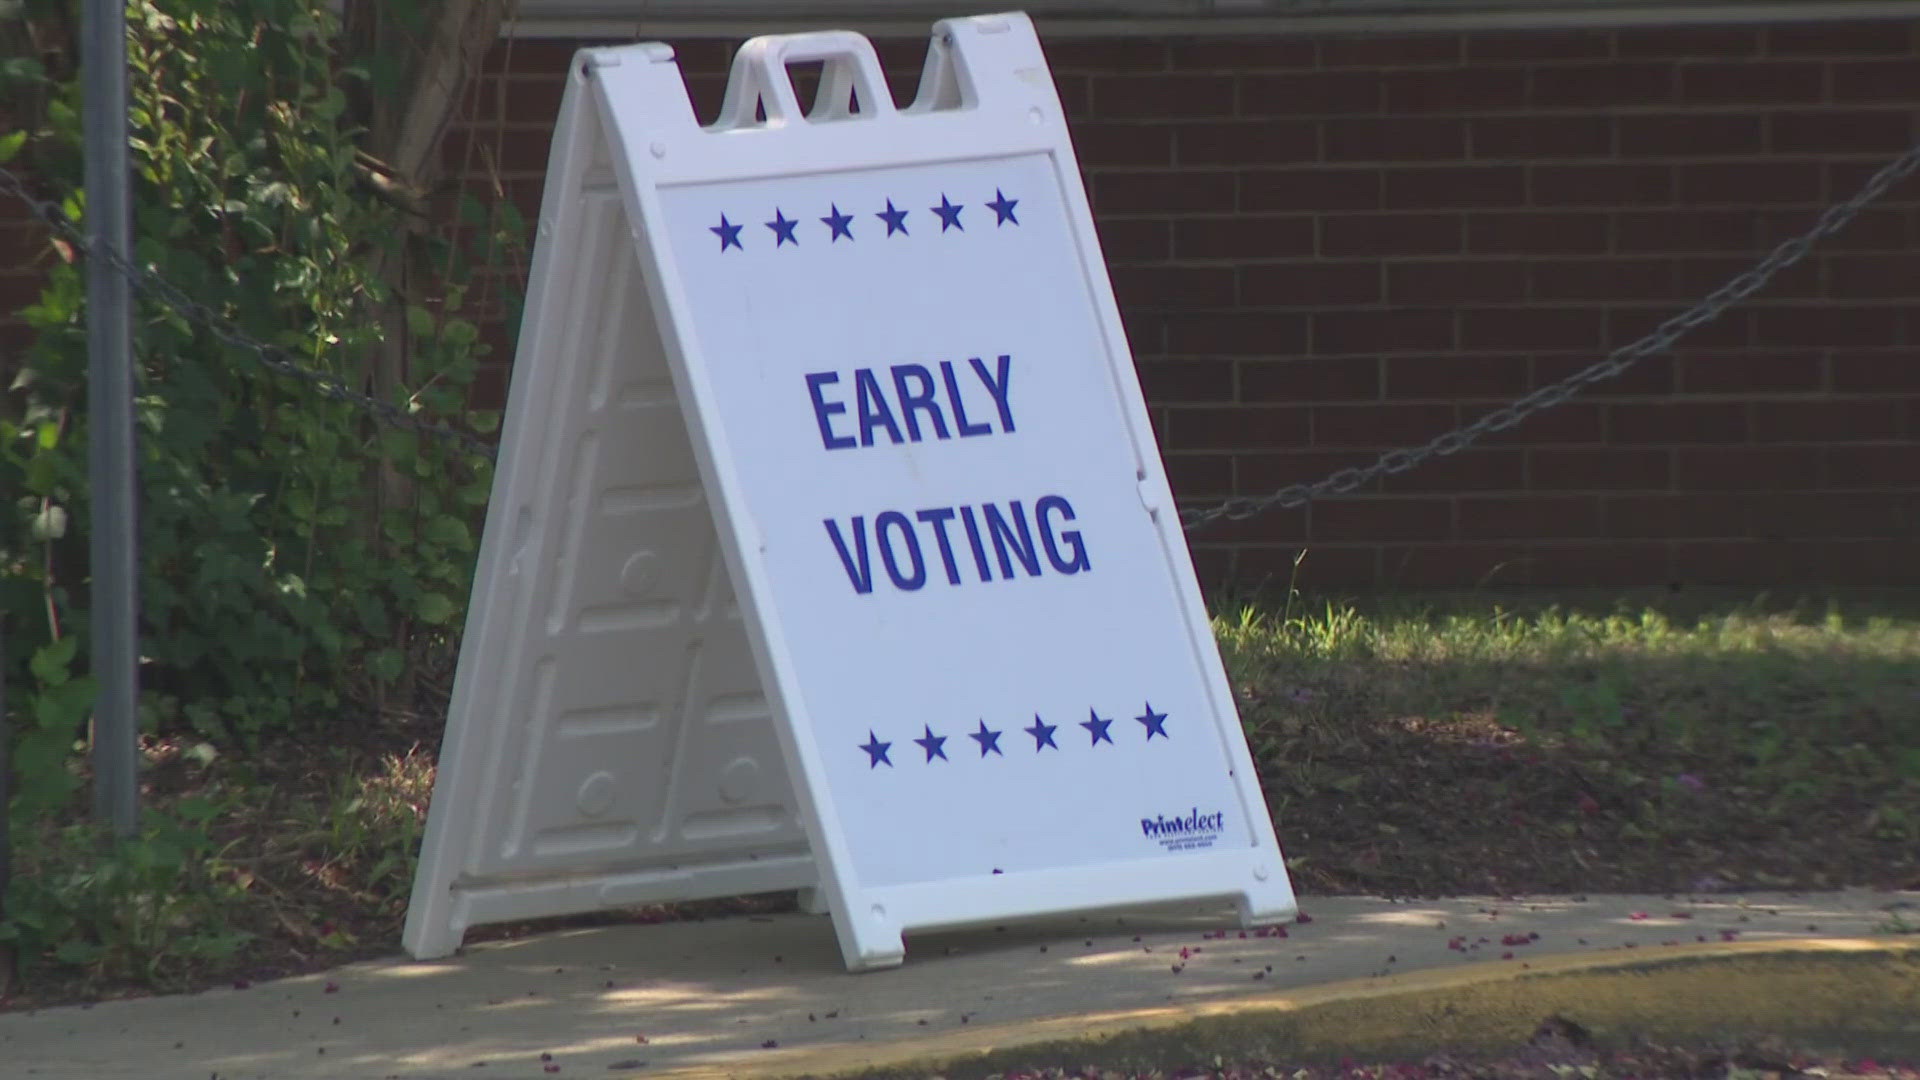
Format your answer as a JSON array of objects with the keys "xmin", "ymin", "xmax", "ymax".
[{"xmin": 659, "ymin": 938, "xmax": 1920, "ymax": 1080}]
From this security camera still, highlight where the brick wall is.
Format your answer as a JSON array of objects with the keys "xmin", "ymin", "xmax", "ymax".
[{"xmin": 12, "ymin": 17, "xmax": 1920, "ymax": 591}]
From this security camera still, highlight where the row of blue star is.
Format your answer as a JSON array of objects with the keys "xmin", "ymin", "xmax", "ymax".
[
  {"xmin": 857, "ymin": 703, "xmax": 1169, "ymax": 768},
  {"xmin": 710, "ymin": 189, "xmax": 1019, "ymax": 251}
]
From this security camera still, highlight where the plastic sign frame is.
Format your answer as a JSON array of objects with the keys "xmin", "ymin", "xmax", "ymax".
[{"xmin": 404, "ymin": 12, "xmax": 1295, "ymax": 972}]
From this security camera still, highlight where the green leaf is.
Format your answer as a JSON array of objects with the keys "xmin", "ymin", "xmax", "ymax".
[
  {"xmin": 30, "ymin": 636, "xmax": 78, "ymax": 686},
  {"xmin": 415, "ymin": 592, "xmax": 457, "ymax": 625},
  {"xmin": 423, "ymin": 515, "xmax": 471, "ymax": 549},
  {"xmin": 406, "ymin": 305, "xmax": 435, "ymax": 339},
  {"xmin": 0, "ymin": 130, "xmax": 26, "ymax": 164}
]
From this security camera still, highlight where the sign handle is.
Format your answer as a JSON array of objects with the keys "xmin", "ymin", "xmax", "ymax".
[{"xmin": 717, "ymin": 30, "xmax": 897, "ymax": 129}]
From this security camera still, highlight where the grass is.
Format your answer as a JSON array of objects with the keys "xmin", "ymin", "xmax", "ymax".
[
  {"xmin": 1217, "ymin": 587, "xmax": 1920, "ymax": 896},
  {"xmin": 3, "ymin": 588, "xmax": 1918, "ymax": 1010}
]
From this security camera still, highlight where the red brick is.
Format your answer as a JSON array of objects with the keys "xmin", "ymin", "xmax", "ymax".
[
  {"xmin": 1385, "ymin": 354, "xmax": 1531, "ymax": 398},
  {"xmin": 482, "ymin": 40, "xmax": 588, "ymax": 76},
  {"xmin": 1764, "ymin": 21, "xmax": 1914, "ymax": 57},
  {"xmin": 1313, "ymin": 402, "xmax": 1458, "ymax": 447},
  {"xmin": 1376, "ymin": 447, "xmax": 1526, "ymax": 493},
  {"xmin": 1532, "ymin": 164, "xmax": 1675, "ymax": 207},
  {"xmin": 1247, "ymin": 545, "xmax": 1377, "ymax": 586},
  {"xmin": 1615, "ymin": 210, "xmax": 1756, "ymax": 253},
  {"xmin": 1614, "ymin": 26, "xmax": 1761, "ymax": 58},
  {"xmin": 1753, "ymin": 305, "xmax": 1904, "ymax": 347},
  {"xmin": 1460, "ymin": 496, "xmax": 1602, "ymax": 539},
  {"xmin": 1528, "ymin": 543, "xmax": 1675, "ymax": 586},
  {"xmin": 440, "ymin": 124, "xmax": 553, "ymax": 174},
  {"xmin": 1093, "ymin": 218, "xmax": 1170, "ymax": 261},
  {"xmin": 1609, "ymin": 402, "xmax": 1749, "ymax": 444},
  {"xmin": 1239, "ymin": 358, "xmax": 1381, "ymax": 402},
  {"xmin": 1466, "ymin": 212, "xmax": 1611, "ymax": 254},
  {"xmin": 1826, "ymin": 444, "xmax": 1920, "ymax": 489},
  {"xmin": 1474, "ymin": 402, "xmax": 1606, "ymax": 445},
  {"xmin": 1670, "ymin": 540, "xmax": 1793, "ymax": 582},
  {"xmin": 1382, "ymin": 69, "xmax": 1529, "ymax": 114},
  {"xmin": 1165, "ymin": 311, "xmax": 1310, "ymax": 356},
  {"xmin": 1138, "ymin": 358, "xmax": 1234, "ymax": 403},
  {"xmin": 1051, "ymin": 75, "xmax": 1092, "ymax": 118},
  {"xmin": 1236, "ymin": 450, "xmax": 1383, "ymax": 496},
  {"xmin": 1240, "ymin": 168, "xmax": 1384, "ymax": 212},
  {"xmin": 1387, "ymin": 259, "xmax": 1528, "ymax": 303},
  {"xmin": 1466, "ymin": 29, "xmax": 1613, "ymax": 63},
  {"xmin": 1680, "ymin": 61, "xmax": 1825, "ymax": 104},
  {"xmin": 1674, "ymin": 447, "xmax": 1823, "ymax": 491},
  {"xmin": 1617, "ymin": 114, "xmax": 1766, "ymax": 157},
  {"xmin": 0, "ymin": 224, "xmax": 52, "ymax": 267},
  {"xmin": 1470, "ymin": 115, "xmax": 1615, "ymax": 160},
  {"xmin": 1240, "ymin": 262, "xmax": 1382, "ymax": 306},
  {"xmin": 1321, "ymin": 213, "xmax": 1463, "ymax": 257},
  {"xmin": 1109, "ymin": 264, "xmax": 1238, "ymax": 310},
  {"xmin": 1677, "ymin": 351, "xmax": 1825, "ymax": 394},
  {"xmin": 1312, "ymin": 309, "xmax": 1458, "ymax": 355},
  {"xmin": 1460, "ymin": 307, "xmax": 1604, "ymax": 351},
  {"xmin": 1536, "ymin": 353, "xmax": 1677, "ymax": 397},
  {"xmin": 1183, "ymin": 507, "xmax": 1311, "ymax": 545},
  {"xmin": 1173, "ymin": 216, "xmax": 1314, "ymax": 259},
  {"xmin": 1769, "ymin": 110, "xmax": 1916, "ymax": 154},
  {"xmin": 1752, "ymin": 398, "xmax": 1905, "ymax": 442},
  {"xmin": 1043, "ymin": 38, "xmax": 1166, "ymax": 71},
  {"xmin": 1319, "ymin": 34, "xmax": 1463, "ymax": 68},
  {"xmin": 1748, "ymin": 493, "xmax": 1912, "ymax": 538},
  {"xmin": 1122, "ymin": 311, "xmax": 1165, "ymax": 356},
  {"xmin": 1091, "ymin": 171, "xmax": 1236, "ymax": 214},
  {"xmin": 476, "ymin": 74, "xmax": 570, "ymax": 125},
  {"xmin": 1532, "ymin": 258, "xmax": 1679, "ymax": 302},
  {"xmin": 1830, "ymin": 58, "xmax": 1920, "ymax": 102},
  {"xmin": 1324, "ymin": 118, "xmax": 1467, "ymax": 162},
  {"xmin": 1185, "ymin": 545, "xmax": 1235, "ymax": 588},
  {"xmin": 1383, "ymin": 166, "xmax": 1527, "ymax": 209},
  {"xmin": 1163, "ymin": 454, "xmax": 1235, "ymax": 500},
  {"xmin": 1690, "ymin": 255, "xmax": 1824, "ymax": 302},
  {"xmin": 1169, "ymin": 40, "xmax": 1316, "ymax": 71},
  {"xmin": 1807, "ymin": 202, "xmax": 1910, "ymax": 252},
  {"xmin": 1530, "ymin": 63, "xmax": 1676, "ymax": 108},
  {"xmin": 1175, "ymin": 121, "xmax": 1319, "ymax": 166},
  {"xmin": 1164, "ymin": 405, "xmax": 1311, "ymax": 450},
  {"xmin": 1091, "ymin": 74, "xmax": 1235, "ymax": 119},
  {"xmin": 1607, "ymin": 305, "xmax": 1752, "ymax": 352},
  {"xmin": 1604, "ymin": 494, "xmax": 1749, "ymax": 538},
  {"xmin": 1068, "ymin": 121, "xmax": 1176, "ymax": 168},
  {"xmin": 1529, "ymin": 447, "xmax": 1671, "ymax": 490},
  {"xmin": 1677, "ymin": 162, "xmax": 1822, "ymax": 205},
  {"xmin": 1832, "ymin": 349, "xmax": 1920, "ymax": 390},
  {"xmin": 1238, "ymin": 72, "xmax": 1383, "ymax": 116},
  {"xmin": 1382, "ymin": 543, "xmax": 1532, "ymax": 587},
  {"xmin": 1311, "ymin": 498, "xmax": 1454, "ymax": 542}
]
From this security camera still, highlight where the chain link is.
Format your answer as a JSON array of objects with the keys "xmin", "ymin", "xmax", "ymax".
[
  {"xmin": 0, "ymin": 166, "xmax": 496, "ymax": 458},
  {"xmin": 1178, "ymin": 138, "xmax": 1920, "ymax": 531},
  {"xmin": 9, "ymin": 137, "xmax": 1920, "ymax": 518}
]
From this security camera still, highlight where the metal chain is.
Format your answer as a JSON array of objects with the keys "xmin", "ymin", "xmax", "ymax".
[
  {"xmin": 0, "ymin": 166, "xmax": 496, "ymax": 457},
  {"xmin": 1178, "ymin": 138, "xmax": 1920, "ymax": 531},
  {"xmin": 9, "ymin": 137, "xmax": 1920, "ymax": 513}
]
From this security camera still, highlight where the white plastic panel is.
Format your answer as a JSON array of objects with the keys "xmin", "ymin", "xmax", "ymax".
[{"xmin": 407, "ymin": 13, "xmax": 1295, "ymax": 970}]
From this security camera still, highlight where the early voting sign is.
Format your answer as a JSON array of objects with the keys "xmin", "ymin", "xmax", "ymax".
[{"xmin": 403, "ymin": 12, "xmax": 1296, "ymax": 971}]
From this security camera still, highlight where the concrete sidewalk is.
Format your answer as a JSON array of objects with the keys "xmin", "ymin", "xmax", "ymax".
[{"xmin": 3, "ymin": 891, "xmax": 1915, "ymax": 1080}]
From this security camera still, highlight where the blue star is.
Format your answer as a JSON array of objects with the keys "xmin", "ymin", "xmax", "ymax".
[
  {"xmin": 1025, "ymin": 714, "xmax": 1059, "ymax": 751},
  {"xmin": 969, "ymin": 719, "xmax": 1003, "ymax": 757},
  {"xmin": 876, "ymin": 198, "xmax": 909, "ymax": 237},
  {"xmin": 913, "ymin": 724, "xmax": 948, "ymax": 762},
  {"xmin": 986, "ymin": 188, "xmax": 1019, "ymax": 226},
  {"xmin": 860, "ymin": 730, "xmax": 892, "ymax": 768},
  {"xmin": 931, "ymin": 194, "xmax": 964, "ymax": 232},
  {"xmin": 1136, "ymin": 702, "xmax": 1169, "ymax": 741},
  {"xmin": 821, "ymin": 203, "xmax": 854, "ymax": 242},
  {"xmin": 1081, "ymin": 708, "xmax": 1114, "ymax": 746},
  {"xmin": 766, "ymin": 208, "xmax": 799, "ymax": 247},
  {"xmin": 710, "ymin": 214, "xmax": 743, "ymax": 251}
]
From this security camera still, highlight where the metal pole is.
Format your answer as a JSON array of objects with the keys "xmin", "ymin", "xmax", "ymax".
[{"xmin": 84, "ymin": 0, "xmax": 139, "ymax": 838}]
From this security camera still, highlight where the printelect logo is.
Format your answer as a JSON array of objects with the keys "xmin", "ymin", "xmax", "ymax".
[{"xmin": 1140, "ymin": 807, "xmax": 1225, "ymax": 851}]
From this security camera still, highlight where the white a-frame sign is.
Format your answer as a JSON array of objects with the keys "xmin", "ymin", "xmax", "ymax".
[{"xmin": 403, "ymin": 12, "xmax": 1296, "ymax": 971}]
